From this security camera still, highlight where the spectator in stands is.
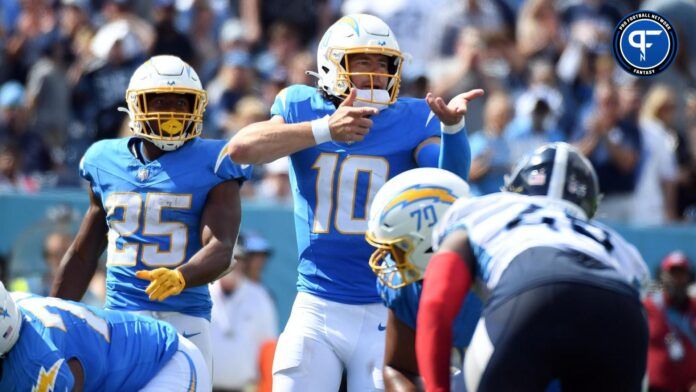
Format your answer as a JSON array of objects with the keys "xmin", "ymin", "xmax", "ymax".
[
  {"xmin": 678, "ymin": 91, "xmax": 696, "ymax": 221},
  {"xmin": 254, "ymin": 21, "xmax": 301, "ymax": 81},
  {"xmin": 207, "ymin": 50, "xmax": 256, "ymax": 135},
  {"xmin": 635, "ymin": 84, "xmax": 679, "ymax": 225},
  {"xmin": 10, "ymin": 230, "xmax": 71, "ymax": 295},
  {"xmin": 257, "ymin": 157, "xmax": 292, "ymax": 205},
  {"xmin": 73, "ymin": 22, "xmax": 144, "ymax": 141},
  {"xmin": 572, "ymin": 80, "xmax": 642, "ymax": 222},
  {"xmin": 151, "ymin": 0, "xmax": 194, "ymax": 63},
  {"xmin": 469, "ymin": 91, "xmax": 512, "ymax": 195},
  {"xmin": 507, "ymin": 60, "xmax": 565, "ymax": 163},
  {"xmin": 0, "ymin": 142, "xmax": 38, "ymax": 192},
  {"xmin": 0, "ymin": 81, "xmax": 52, "ymax": 174},
  {"xmin": 25, "ymin": 41, "xmax": 71, "ymax": 149},
  {"xmin": 644, "ymin": 251, "xmax": 696, "ymax": 392},
  {"xmin": 210, "ymin": 232, "xmax": 278, "ymax": 392},
  {"xmin": 516, "ymin": 0, "xmax": 564, "ymax": 61}
]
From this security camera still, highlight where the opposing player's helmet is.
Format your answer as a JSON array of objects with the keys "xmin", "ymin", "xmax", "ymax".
[
  {"xmin": 504, "ymin": 142, "xmax": 600, "ymax": 219},
  {"xmin": 0, "ymin": 282, "xmax": 21, "ymax": 357},
  {"xmin": 366, "ymin": 168, "xmax": 470, "ymax": 289},
  {"xmin": 316, "ymin": 14, "xmax": 403, "ymax": 106},
  {"xmin": 123, "ymin": 55, "xmax": 207, "ymax": 151}
]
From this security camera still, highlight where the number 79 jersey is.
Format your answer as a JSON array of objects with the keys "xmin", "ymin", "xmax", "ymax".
[
  {"xmin": 432, "ymin": 192, "xmax": 650, "ymax": 297},
  {"xmin": 271, "ymin": 85, "xmax": 440, "ymax": 304},
  {"xmin": 79, "ymin": 137, "xmax": 251, "ymax": 319}
]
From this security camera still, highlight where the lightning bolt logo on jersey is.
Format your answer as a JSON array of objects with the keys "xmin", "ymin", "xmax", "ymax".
[
  {"xmin": 271, "ymin": 85, "xmax": 441, "ymax": 303},
  {"xmin": 0, "ymin": 293, "xmax": 179, "ymax": 392},
  {"xmin": 79, "ymin": 137, "xmax": 251, "ymax": 319}
]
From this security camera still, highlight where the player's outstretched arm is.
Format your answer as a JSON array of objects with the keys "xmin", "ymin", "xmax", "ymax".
[
  {"xmin": 416, "ymin": 230, "xmax": 474, "ymax": 392},
  {"xmin": 417, "ymin": 89, "xmax": 484, "ymax": 180},
  {"xmin": 178, "ymin": 179, "xmax": 241, "ymax": 286},
  {"xmin": 51, "ymin": 188, "xmax": 107, "ymax": 300},
  {"xmin": 383, "ymin": 309, "xmax": 424, "ymax": 392},
  {"xmin": 228, "ymin": 89, "xmax": 378, "ymax": 164}
]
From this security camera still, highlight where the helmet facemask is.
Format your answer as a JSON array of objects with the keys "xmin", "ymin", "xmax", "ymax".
[
  {"xmin": 126, "ymin": 87, "xmax": 208, "ymax": 151},
  {"xmin": 366, "ymin": 231, "xmax": 423, "ymax": 289},
  {"xmin": 324, "ymin": 47, "xmax": 403, "ymax": 107}
]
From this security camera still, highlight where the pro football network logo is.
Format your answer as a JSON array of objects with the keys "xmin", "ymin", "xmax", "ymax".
[{"xmin": 612, "ymin": 11, "xmax": 677, "ymax": 77}]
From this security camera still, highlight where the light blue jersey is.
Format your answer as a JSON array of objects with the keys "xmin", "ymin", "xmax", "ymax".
[
  {"xmin": 378, "ymin": 279, "xmax": 482, "ymax": 349},
  {"xmin": 0, "ymin": 293, "xmax": 179, "ymax": 392},
  {"xmin": 271, "ymin": 85, "xmax": 440, "ymax": 304},
  {"xmin": 79, "ymin": 137, "xmax": 251, "ymax": 319}
]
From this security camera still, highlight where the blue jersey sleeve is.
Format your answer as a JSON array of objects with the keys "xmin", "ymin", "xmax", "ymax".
[
  {"xmin": 213, "ymin": 141, "xmax": 253, "ymax": 181},
  {"xmin": 270, "ymin": 87, "xmax": 290, "ymax": 119},
  {"xmin": 78, "ymin": 141, "xmax": 107, "ymax": 196}
]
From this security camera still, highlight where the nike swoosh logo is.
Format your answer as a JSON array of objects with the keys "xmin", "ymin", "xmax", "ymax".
[
  {"xmin": 182, "ymin": 332, "xmax": 201, "ymax": 339},
  {"xmin": 378, "ymin": 323, "xmax": 386, "ymax": 331}
]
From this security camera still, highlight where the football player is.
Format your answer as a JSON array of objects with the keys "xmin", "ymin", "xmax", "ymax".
[
  {"xmin": 416, "ymin": 142, "xmax": 650, "ymax": 392},
  {"xmin": 0, "ymin": 282, "xmax": 211, "ymax": 391},
  {"xmin": 366, "ymin": 167, "xmax": 483, "ymax": 391},
  {"xmin": 228, "ymin": 14, "xmax": 483, "ymax": 391},
  {"xmin": 51, "ymin": 55, "xmax": 251, "ymax": 374}
]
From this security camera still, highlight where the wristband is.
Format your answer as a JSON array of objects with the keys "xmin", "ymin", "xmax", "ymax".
[
  {"xmin": 441, "ymin": 116, "xmax": 466, "ymax": 134},
  {"xmin": 311, "ymin": 115, "xmax": 332, "ymax": 144}
]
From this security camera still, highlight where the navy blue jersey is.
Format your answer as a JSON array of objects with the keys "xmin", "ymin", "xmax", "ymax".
[
  {"xmin": 271, "ymin": 85, "xmax": 440, "ymax": 304},
  {"xmin": 79, "ymin": 137, "xmax": 251, "ymax": 319},
  {"xmin": 0, "ymin": 293, "xmax": 178, "ymax": 392}
]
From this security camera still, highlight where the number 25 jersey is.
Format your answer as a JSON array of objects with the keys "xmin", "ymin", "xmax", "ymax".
[
  {"xmin": 432, "ymin": 192, "xmax": 650, "ymax": 297},
  {"xmin": 79, "ymin": 137, "xmax": 252, "ymax": 319},
  {"xmin": 271, "ymin": 85, "xmax": 440, "ymax": 304}
]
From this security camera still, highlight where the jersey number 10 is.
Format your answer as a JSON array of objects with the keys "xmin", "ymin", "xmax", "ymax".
[{"xmin": 312, "ymin": 153, "xmax": 389, "ymax": 234}]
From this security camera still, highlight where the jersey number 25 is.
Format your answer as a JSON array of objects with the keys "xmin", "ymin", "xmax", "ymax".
[{"xmin": 104, "ymin": 192, "xmax": 192, "ymax": 267}]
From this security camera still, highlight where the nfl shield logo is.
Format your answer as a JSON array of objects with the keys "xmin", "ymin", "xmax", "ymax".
[{"xmin": 137, "ymin": 168, "xmax": 149, "ymax": 182}]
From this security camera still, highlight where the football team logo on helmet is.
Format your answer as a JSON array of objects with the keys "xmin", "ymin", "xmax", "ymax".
[
  {"xmin": 367, "ymin": 168, "xmax": 470, "ymax": 289},
  {"xmin": 612, "ymin": 11, "xmax": 677, "ymax": 77},
  {"xmin": 504, "ymin": 142, "xmax": 600, "ymax": 219}
]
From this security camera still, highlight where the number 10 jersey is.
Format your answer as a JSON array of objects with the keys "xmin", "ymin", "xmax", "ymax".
[
  {"xmin": 271, "ymin": 85, "xmax": 440, "ymax": 304},
  {"xmin": 79, "ymin": 137, "xmax": 252, "ymax": 319}
]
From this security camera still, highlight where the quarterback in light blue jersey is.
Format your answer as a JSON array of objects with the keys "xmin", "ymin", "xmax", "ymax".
[
  {"xmin": 0, "ymin": 283, "xmax": 210, "ymax": 392},
  {"xmin": 51, "ymin": 55, "xmax": 251, "ymax": 373},
  {"xmin": 229, "ymin": 14, "xmax": 483, "ymax": 391},
  {"xmin": 367, "ymin": 168, "xmax": 483, "ymax": 391}
]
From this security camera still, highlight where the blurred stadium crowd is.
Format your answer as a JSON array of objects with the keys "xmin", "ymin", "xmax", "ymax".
[{"xmin": 0, "ymin": 0, "xmax": 695, "ymax": 225}]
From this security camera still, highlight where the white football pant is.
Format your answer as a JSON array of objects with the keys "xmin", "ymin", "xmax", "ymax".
[
  {"xmin": 272, "ymin": 292, "xmax": 387, "ymax": 391},
  {"xmin": 141, "ymin": 334, "xmax": 211, "ymax": 392},
  {"xmin": 129, "ymin": 310, "xmax": 212, "ymax": 380}
]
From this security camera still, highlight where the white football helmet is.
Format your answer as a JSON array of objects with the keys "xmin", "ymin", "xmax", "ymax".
[
  {"xmin": 316, "ymin": 14, "xmax": 403, "ymax": 107},
  {"xmin": 0, "ymin": 282, "xmax": 21, "ymax": 357},
  {"xmin": 123, "ymin": 55, "xmax": 208, "ymax": 151},
  {"xmin": 366, "ymin": 168, "xmax": 470, "ymax": 289}
]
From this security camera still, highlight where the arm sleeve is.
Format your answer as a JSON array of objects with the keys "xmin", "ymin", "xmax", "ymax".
[
  {"xmin": 415, "ymin": 124, "xmax": 472, "ymax": 180},
  {"xmin": 416, "ymin": 251, "xmax": 472, "ymax": 392}
]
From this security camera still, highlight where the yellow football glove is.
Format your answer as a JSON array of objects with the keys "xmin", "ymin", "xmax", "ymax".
[{"xmin": 135, "ymin": 268, "xmax": 186, "ymax": 302}]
